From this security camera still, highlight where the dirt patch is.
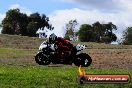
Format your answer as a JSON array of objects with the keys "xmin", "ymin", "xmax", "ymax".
[
  {"xmin": 0, "ymin": 49, "xmax": 132, "ymax": 69},
  {"xmin": 88, "ymin": 49, "xmax": 132, "ymax": 69},
  {"xmin": 0, "ymin": 39, "xmax": 3, "ymax": 47}
]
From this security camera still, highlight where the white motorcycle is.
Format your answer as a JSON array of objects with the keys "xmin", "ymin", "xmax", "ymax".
[{"xmin": 35, "ymin": 41, "xmax": 92, "ymax": 67}]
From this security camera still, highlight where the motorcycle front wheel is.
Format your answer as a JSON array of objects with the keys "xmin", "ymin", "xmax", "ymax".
[
  {"xmin": 35, "ymin": 52, "xmax": 51, "ymax": 65},
  {"xmin": 74, "ymin": 53, "xmax": 92, "ymax": 67}
]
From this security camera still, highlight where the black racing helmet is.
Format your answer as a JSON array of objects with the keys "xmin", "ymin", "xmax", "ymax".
[{"xmin": 49, "ymin": 33, "xmax": 57, "ymax": 43}]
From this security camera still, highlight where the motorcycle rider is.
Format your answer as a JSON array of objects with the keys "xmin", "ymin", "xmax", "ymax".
[{"xmin": 48, "ymin": 33, "xmax": 73, "ymax": 60}]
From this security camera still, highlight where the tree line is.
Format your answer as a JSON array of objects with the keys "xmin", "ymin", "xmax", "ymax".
[
  {"xmin": 122, "ymin": 27, "xmax": 132, "ymax": 45},
  {"xmin": 1, "ymin": 8, "xmax": 132, "ymax": 44},
  {"xmin": 64, "ymin": 20, "xmax": 117, "ymax": 44},
  {"xmin": 77, "ymin": 21, "xmax": 118, "ymax": 43},
  {"xmin": 64, "ymin": 20, "xmax": 132, "ymax": 44},
  {"xmin": 1, "ymin": 8, "xmax": 53, "ymax": 37}
]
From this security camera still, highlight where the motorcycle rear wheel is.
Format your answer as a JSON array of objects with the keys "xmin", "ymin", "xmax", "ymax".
[{"xmin": 35, "ymin": 52, "xmax": 51, "ymax": 65}]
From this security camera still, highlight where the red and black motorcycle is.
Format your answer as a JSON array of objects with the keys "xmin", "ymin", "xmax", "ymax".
[{"xmin": 35, "ymin": 41, "xmax": 92, "ymax": 67}]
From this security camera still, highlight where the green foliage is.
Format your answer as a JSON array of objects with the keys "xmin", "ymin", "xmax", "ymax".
[
  {"xmin": 65, "ymin": 29, "xmax": 74, "ymax": 40},
  {"xmin": 77, "ymin": 24, "xmax": 94, "ymax": 42},
  {"xmin": 77, "ymin": 21, "xmax": 117, "ymax": 43},
  {"xmin": 64, "ymin": 34, "xmax": 70, "ymax": 40},
  {"xmin": 1, "ymin": 9, "xmax": 53, "ymax": 37},
  {"xmin": 64, "ymin": 20, "xmax": 78, "ymax": 40},
  {"xmin": 0, "ymin": 24, "xmax": 2, "ymax": 28},
  {"xmin": 27, "ymin": 21, "xmax": 38, "ymax": 37},
  {"xmin": 2, "ymin": 9, "xmax": 21, "ymax": 34},
  {"xmin": 122, "ymin": 27, "xmax": 132, "ymax": 45}
]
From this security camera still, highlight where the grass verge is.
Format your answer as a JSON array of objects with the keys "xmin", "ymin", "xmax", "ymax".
[{"xmin": 0, "ymin": 65, "xmax": 131, "ymax": 88}]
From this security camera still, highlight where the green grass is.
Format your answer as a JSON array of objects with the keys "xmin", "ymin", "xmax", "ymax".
[
  {"xmin": 0, "ymin": 65, "xmax": 131, "ymax": 88},
  {"xmin": 0, "ymin": 48, "xmax": 37, "ymax": 65},
  {"xmin": 0, "ymin": 48, "xmax": 36, "ymax": 56},
  {"xmin": 0, "ymin": 48, "xmax": 36, "ymax": 59}
]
